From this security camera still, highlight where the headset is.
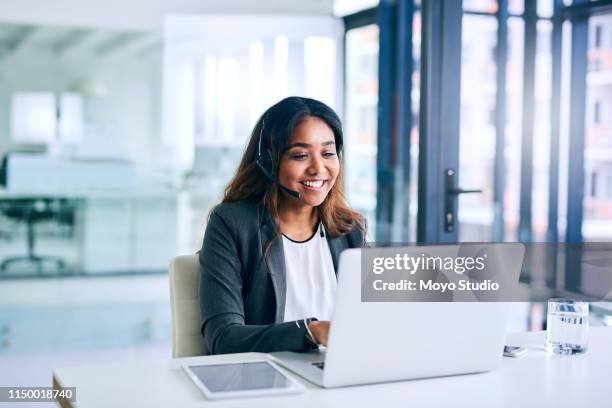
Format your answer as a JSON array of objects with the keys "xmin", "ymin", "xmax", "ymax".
[
  {"xmin": 255, "ymin": 117, "xmax": 301, "ymax": 199},
  {"xmin": 255, "ymin": 116, "xmax": 326, "ymax": 237}
]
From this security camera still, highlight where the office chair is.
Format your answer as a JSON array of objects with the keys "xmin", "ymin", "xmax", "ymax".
[
  {"xmin": 0, "ymin": 212, "xmax": 9, "ymax": 241},
  {"xmin": 0, "ymin": 199, "xmax": 67, "ymax": 273},
  {"xmin": 0, "ymin": 155, "xmax": 9, "ymax": 240},
  {"xmin": 169, "ymin": 255, "xmax": 208, "ymax": 357},
  {"xmin": 0, "ymin": 155, "xmax": 67, "ymax": 274}
]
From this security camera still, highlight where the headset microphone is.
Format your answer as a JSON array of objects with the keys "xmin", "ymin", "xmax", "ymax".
[
  {"xmin": 279, "ymin": 183, "xmax": 301, "ymax": 199},
  {"xmin": 255, "ymin": 118, "xmax": 301, "ymax": 199}
]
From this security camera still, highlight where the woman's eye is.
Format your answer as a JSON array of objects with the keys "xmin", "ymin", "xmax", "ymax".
[{"xmin": 289, "ymin": 150, "xmax": 336, "ymax": 160}]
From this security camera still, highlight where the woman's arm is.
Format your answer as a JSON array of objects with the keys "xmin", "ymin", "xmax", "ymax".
[{"xmin": 198, "ymin": 208, "xmax": 317, "ymax": 354}]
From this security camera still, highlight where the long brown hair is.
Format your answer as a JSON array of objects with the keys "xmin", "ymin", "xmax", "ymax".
[{"xmin": 222, "ymin": 96, "xmax": 365, "ymax": 238}]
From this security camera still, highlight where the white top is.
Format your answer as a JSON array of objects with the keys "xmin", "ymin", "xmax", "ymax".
[{"xmin": 281, "ymin": 223, "xmax": 337, "ymax": 322}]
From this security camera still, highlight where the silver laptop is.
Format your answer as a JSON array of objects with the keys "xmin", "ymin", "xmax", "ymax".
[{"xmin": 271, "ymin": 244, "xmax": 525, "ymax": 388}]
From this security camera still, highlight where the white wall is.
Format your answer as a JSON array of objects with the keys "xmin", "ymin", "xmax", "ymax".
[
  {"xmin": 0, "ymin": 43, "xmax": 163, "ymax": 175},
  {"xmin": 0, "ymin": 0, "xmax": 333, "ymax": 31}
]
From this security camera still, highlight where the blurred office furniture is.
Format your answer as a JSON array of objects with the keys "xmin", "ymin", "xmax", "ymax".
[
  {"xmin": 79, "ymin": 194, "xmax": 179, "ymax": 273},
  {"xmin": 0, "ymin": 156, "xmax": 9, "ymax": 241},
  {"xmin": 0, "ymin": 155, "xmax": 70, "ymax": 273},
  {"xmin": 0, "ymin": 152, "xmax": 179, "ymax": 274},
  {"xmin": 3, "ymin": 153, "xmax": 137, "ymax": 192},
  {"xmin": 0, "ymin": 300, "xmax": 170, "ymax": 353},
  {"xmin": 169, "ymin": 255, "xmax": 207, "ymax": 357},
  {"xmin": 187, "ymin": 146, "xmax": 244, "ymax": 198},
  {"xmin": 0, "ymin": 155, "xmax": 6, "ymax": 186},
  {"xmin": 52, "ymin": 327, "xmax": 612, "ymax": 407},
  {"xmin": 0, "ymin": 198, "xmax": 67, "ymax": 274},
  {"xmin": 10, "ymin": 92, "xmax": 57, "ymax": 144},
  {"xmin": 0, "ymin": 191, "xmax": 180, "ymax": 275}
]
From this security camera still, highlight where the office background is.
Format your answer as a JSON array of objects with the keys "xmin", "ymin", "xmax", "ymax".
[{"xmin": 0, "ymin": 0, "xmax": 611, "ymax": 401}]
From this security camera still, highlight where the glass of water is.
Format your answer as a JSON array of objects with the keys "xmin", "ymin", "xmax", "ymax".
[{"xmin": 546, "ymin": 299, "xmax": 589, "ymax": 355}]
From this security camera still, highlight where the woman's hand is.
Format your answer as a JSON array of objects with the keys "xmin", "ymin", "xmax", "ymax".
[{"xmin": 308, "ymin": 320, "xmax": 330, "ymax": 346}]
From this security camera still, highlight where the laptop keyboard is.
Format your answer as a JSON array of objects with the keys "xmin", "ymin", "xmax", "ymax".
[{"xmin": 311, "ymin": 362, "xmax": 325, "ymax": 370}]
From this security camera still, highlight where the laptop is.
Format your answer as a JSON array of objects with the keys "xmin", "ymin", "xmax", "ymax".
[{"xmin": 271, "ymin": 243, "xmax": 525, "ymax": 388}]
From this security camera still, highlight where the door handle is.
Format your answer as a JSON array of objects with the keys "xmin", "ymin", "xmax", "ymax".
[
  {"xmin": 448, "ymin": 187, "xmax": 483, "ymax": 195},
  {"xmin": 444, "ymin": 168, "xmax": 482, "ymax": 232}
]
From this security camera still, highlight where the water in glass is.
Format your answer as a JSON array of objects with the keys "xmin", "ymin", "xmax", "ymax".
[{"xmin": 546, "ymin": 299, "xmax": 589, "ymax": 355}]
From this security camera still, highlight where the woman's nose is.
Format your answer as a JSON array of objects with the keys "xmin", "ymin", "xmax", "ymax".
[{"xmin": 307, "ymin": 155, "xmax": 325, "ymax": 174}]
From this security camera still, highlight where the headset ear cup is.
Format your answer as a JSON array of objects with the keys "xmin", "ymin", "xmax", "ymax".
[
  {"xmin": 263, "ymin": 148, "xmax": 275, "ymax": 179},
  {"xmin": 255, "ymin": 116, "xmax": 276, "ymax": 182},
  {"xmin": 256, "ymin": 148, "xmax": 275, "ymax": 182}
]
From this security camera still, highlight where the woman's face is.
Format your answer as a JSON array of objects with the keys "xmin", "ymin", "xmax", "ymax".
[{"xmin": 277, "ymin": 116, "xmax": 340, "ymax": 208}]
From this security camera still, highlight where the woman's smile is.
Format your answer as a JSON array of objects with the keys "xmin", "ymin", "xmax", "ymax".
[{"xmin": 300, "ymin": 179, "xmax": 328, "ymax": 190}]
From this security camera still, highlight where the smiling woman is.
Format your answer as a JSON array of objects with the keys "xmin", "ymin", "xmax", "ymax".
[
  {"xmin": 277, "ymin": 117, "xmax": 341, "ymax": 238},
  {"xmin": 198, "ymin": 96, "xmax": 366, "ymax": 355}
]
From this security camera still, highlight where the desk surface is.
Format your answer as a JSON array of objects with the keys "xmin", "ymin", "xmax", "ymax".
[{"xmin": 53, "ymin": 327, "xmax": 612, "ymax": 408}]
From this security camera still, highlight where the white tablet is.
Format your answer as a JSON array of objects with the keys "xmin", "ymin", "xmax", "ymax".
[{"xmin": 182, "ymin": 360, "xmax": 304, "ymax": 400}]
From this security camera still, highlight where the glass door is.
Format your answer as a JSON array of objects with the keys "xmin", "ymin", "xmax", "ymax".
[
  {"xmin": 584, "ymin": 13, "xmax": 612, "ymax": 242},
  {"xmin": 344, "ymin": 24, "xmax": 380, "ymax": 239}
]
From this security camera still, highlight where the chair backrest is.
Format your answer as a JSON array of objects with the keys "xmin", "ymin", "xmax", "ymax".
[
  {"xmin": 0, "ymin": 154, "xmax": 8, "ymax": 187},
  {"xmin": 169, "ymin": 255, "xmax": 208, "ymax": 357}
]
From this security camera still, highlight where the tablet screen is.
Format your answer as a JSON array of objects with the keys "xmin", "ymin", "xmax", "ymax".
[{"xmin": 187, "ymin": 362, "xmax": 293, "ymax": 393}]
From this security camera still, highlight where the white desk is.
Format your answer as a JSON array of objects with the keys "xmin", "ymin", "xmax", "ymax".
[{"xmin": 53, "ymin": 327, "xmax": 612, "ymax": 408}]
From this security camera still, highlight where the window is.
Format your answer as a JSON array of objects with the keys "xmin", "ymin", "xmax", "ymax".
[
  {"xmin": 594, "ymin": 24, "xmax": 603, "ymax": 48},
  {"xmin": 163, "ymin": 15, "xmax": 341, "ymax": 176},
  {"xmin": 538, "ymin": 0, "xmax": 553, "ymax": 18},
  {"xmin": 458, "ymin": 14, "xmax": 498, "ymax": 241},
  {"xmin": 505, "ymin": 17, "xmax": 526, "ymax": 241},
  {"xmin": 583, "ymin": 14, "xmax": 612, "ymax": 241},
  {"xmin": 10, "ymin": 92, "xmax": 57, "ymax": 143},
  {"xmin": 333, "ymin": 0, "xmax": 379, "ymax": 17},
  {"xmin": 464, "ymin": 0, "xmax": 498, "ymax": 13},
  {"xmin": 344, "ymin": 24, "xmax": 379, "ymax": 236},
  {"xmin": 532, "ymin": 20, "xmax": 554, "ymax": 241}
]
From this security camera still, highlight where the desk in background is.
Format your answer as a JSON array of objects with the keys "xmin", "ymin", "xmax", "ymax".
[
  {"xmin": 0, "ymin": 153, "xmax": 185, "ymax": 274},
  {"xmin": 0, "ymin": 190, "xmax": 182, "ymax": 274},
  {"xmin": 52, "ymin": 327, "xmax": 612, "ymax": 408},
  {"xmin": 1, "ymin": 154, "xmax": 137, "ymax": 192},
  {"xmin": 76, "ymin": 191, "xmax": 180, "ymax": 273}
]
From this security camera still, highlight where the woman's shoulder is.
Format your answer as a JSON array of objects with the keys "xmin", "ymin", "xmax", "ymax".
[
  {"xmin": 209, "ymin": 200, "xmax": 261, "ymax": 225},
  {"xmin": 345, "ymin": 225, "xmax": 366, "ymax": 248},
  {"xmin": 337, "ymin": 214, "xmax": 367, "ymax": 248}
]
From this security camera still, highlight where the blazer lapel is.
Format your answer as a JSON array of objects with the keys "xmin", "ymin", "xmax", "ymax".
[
  {"xmin": 259, "ymin": 208, "xmax": 286, "ymax": 323},
  {"xmin": 326, "ymin": 233, "xmax": 348, "ymax": 276}
]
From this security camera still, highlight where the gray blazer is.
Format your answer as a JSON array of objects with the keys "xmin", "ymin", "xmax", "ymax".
[{"xmin": 198, "ymin": 200, "xmax": 365, "ymax": 354}]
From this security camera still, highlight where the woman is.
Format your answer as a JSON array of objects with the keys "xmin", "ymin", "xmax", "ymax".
[{"xmin": 198, "ymin": 96, "xmax": 366, "ymax": 355}]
